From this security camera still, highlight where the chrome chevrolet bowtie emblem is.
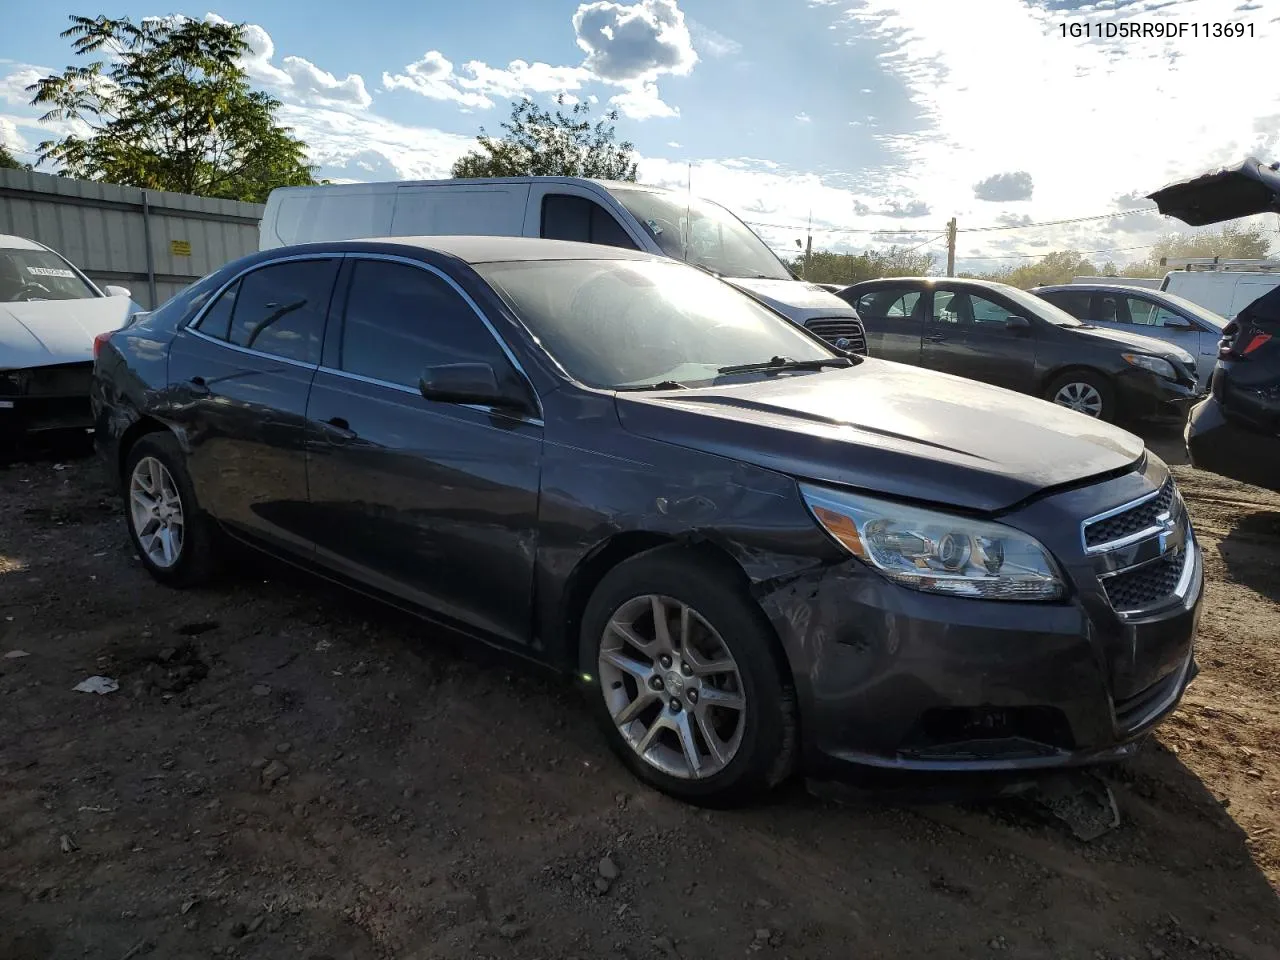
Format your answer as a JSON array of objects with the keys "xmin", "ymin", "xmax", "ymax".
[{"xmin": 1157, "ymin": 513, "xmax": 1177, "ymax": 554}]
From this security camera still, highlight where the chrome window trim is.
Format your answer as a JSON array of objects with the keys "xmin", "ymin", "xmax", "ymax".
[
  {"xmin": 182, "ymin": 251, "xmax": 340, "ymax": 339},
  {"xmin": 1080, "ymin": 481, "xmax": 1171, "ymax": 555},
  {"xmin": 186, "ymin": 327, "xmax": 319, "ymax": 370},
  {"xmin": 338, "ymin": 252, "xmax": 544, "ymax": 423}
]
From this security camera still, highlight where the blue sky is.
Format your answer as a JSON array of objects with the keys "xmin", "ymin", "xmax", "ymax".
[{"xmin": 3, "ymin": 0, "xmax": 1279, "ymax": 271}]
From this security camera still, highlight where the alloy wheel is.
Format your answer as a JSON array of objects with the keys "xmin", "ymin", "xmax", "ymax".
[
  {"xmin": 597, "ymin": 594, "xmax": 746, "ymax": 780},
  {"xmin": 129, "ymin": 456, "xmax": 185, "ymax": 569},
  {"xmin": 1053, "ymin": 381, "xmax": 1104, "ymax": 417}
]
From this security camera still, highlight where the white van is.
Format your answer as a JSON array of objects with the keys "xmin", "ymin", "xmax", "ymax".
[
  {"xmin": 1160, "ymin": 266, "xmax": 1280, "ymax": 321},
  {"xmin": 260, "ymin": 177, "xmax": 866, "ymax": 350}
]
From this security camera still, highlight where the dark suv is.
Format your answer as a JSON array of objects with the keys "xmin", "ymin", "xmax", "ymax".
[{"xmin": 838, "ymin": 277, "xmax": 1201, "ymax": 422}]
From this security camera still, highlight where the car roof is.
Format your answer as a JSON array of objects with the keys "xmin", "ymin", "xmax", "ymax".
[
  {"xmin": 0, "ymin": 234, "xmax": 50, "ymax": 252},
  {"xmin": 846, "ymin": 276, "xmax": 1018, "ymax": 293},
  {"xmin": 1033, "ymin": 282, "xmax": 1163, "ymax": 294},
  {"xmin": 287, "ymin": 235, "xmax": 663, "ymax": 265}
]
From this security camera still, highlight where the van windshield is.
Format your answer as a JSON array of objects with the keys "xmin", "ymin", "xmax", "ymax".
[{"xmin": 607, "ymin": 187, "xmax": 792, "ymax": 282}]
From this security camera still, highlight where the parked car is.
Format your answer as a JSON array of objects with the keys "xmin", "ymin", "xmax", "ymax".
[
  {"xmin": 1148, "ymin": 157, "xmax": 1280, "ymax": 490},
  {"xmin": 837, "ymin": 277, "xmax": 1201, "ymax": 421},
  {"xmin": 1161, "ymin": 264, "xmax": 1280, "ymax": 321},
  {"xmin": 1, "ymin": 234, "xmax": 142, "ymax": 441},
  {"xmin": 260, "ymin": 177, "xmax": 867, "ymax": 354},
  {"xmin": 1032, "ymin": 283, "xmax": 1227, "ymax": 376},
  {"xmin": 92, "ymin": 237, "xmax": 1201, "ymax": 804}
]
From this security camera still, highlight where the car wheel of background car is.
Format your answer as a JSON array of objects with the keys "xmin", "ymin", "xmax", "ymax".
[
  {"xmin": 1046, "ymin": 370, "xmax": 1114, "ymax": 421},
  {"xmin": 580, "ymin": 547, "xmax": 797, "ymax": 806},
  {"xmin": 123, "ymin": 432, "xmax": 219, "ymax": 587}
]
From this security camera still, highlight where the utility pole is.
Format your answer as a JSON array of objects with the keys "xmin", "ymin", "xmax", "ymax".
[
  {"xmin": 804, "ymin": 210, "xmax": 813, "ymax": 280},
  {"xmin": 945, "ymin": 217, "xmax": 957, "ymax": 277}
]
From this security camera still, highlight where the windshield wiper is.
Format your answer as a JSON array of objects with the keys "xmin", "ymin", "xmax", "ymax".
[
  {"xmin": 615, "ymin": 380, "xmax": 689, "ymax": 392},
  {"xmin": 717, "ymin": 356, "xmax": 853, "ymax": 376}
]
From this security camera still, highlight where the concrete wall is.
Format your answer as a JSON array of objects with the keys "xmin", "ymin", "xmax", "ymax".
[{"xmin": 0, "ymin": 169, "xmax": 263, "ymax": 308}]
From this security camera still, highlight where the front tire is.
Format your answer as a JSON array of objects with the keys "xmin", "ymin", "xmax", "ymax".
[
  {"xmin": 580, "ymin": 547, "xmax": 797, "ymax": 806},
  {"xmin": 123, "ymin": 432, "xmax": 219, "ymax": 587},
  {"xmin": 1046, "ymin": 370, "xmax": 1115, "ymax": 421}
]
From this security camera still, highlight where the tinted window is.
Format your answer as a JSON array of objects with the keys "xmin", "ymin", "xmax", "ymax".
[
  {"xmin": 969, "ymin": 294, "xmax": 1017, "ymax": 325},
  {"xmin": 931, "ymin": 290, "xmax": 1017, "ymax": 327},
  {"xmin": 340, "ymin": 259, "xmax": 511, "ymax": 389},
  {"xmin": 153, "ymin": 269, "xmax": 233, "ymax": 330},
  {"xmin": 1038, "ymin": 290, "xmax": 1091, "ymax": 317},
  {"xmin": 541, "ymin": 195, "xmax": 637, "ymax": 249},
  {"xmin": 1152, "ymin": 305, "xmax": 1190, "ymax": 328},
  {"xmin": 224, "ymin": 260, "xmax": 337, "ymax": 363},
  {"xmin": 1126, "ymin": 297, "xmax": 1158, "ymax": 326},
  {"xmin": 933, "ymin": 291, "xmax": 960, "ymax": 323},
  {"xmin": 194, "ymin": 280, "xmax": 240, "ymax": 340},
  {"xmin": 1090, "ymin": 293, "xmax": 1125, "ymax": 323},
  {"xmin": 856, "ymin": 288, "xmax": 920, "ymax": 317}
]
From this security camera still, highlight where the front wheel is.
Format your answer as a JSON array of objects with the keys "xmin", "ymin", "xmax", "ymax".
[
  {"xmin": 580, "ymin": 547, "xmax": 797, "ymax": 806},
  {"xmin": 1046, "ymin": 370, "xmax": 1115, "ymax": 421}
]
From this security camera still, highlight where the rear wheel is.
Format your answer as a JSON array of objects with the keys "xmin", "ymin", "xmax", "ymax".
[
  {"xmin": 123, "ymin": 432, "xmax": 219, "ymax": 586},
  {"xmin": 580, "ymin": 548, "xmax": 796, "ymax": 806},
  {"xmin": 1046, "ymin": 370, "xmax": 1114, "ymax": 421}
]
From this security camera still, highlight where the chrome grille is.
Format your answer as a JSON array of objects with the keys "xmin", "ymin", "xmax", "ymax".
[
  {"xmin": 1101, "ymin": 552, "xmax": 1185, "ymax": 612},
  {"xmin": 1082, "ymin": 477, "xmax": 1175, "ymax": 551},
  {"xmin": 805, "ymin": 317, "xmax": 867, "ymax": 354}
]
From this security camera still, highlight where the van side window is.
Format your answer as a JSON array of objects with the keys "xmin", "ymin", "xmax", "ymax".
[{"xmin": 541, "ymin": 195, "xmax": 637, "ymax": 250}]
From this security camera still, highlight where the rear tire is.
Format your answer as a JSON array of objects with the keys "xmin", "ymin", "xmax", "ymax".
[
  {"xmin": 1045, "ymin": 370, "xmax": 1115, "ymax": 422},
  {"xmin": 123, "ymin": 432, "xmax": 219, "ymax": 587},
  {"xmin": 579, "ymin": 547, "xmax": 797, "ymax": 806}
]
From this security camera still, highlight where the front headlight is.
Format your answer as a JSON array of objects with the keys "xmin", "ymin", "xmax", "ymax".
[
  {"xmin": 1122, "ymin": 353, "xmax": 1176, "ymax": 380},
  {"xmin": 800, "ymin": 484, "xmax": 1066, "ymax": 601}
]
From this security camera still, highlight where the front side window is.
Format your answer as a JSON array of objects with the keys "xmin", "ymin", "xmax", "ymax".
[
  {"xmin": 1090, "ymin": 293, "xmax": 1125, "ymax": 323},
  {"xmin": 340, "ymin": 259, "xmax": 512, "ymax": 389},
  {"xmin": 541, "ymin": 195, "xmax": 637, "ymax": 249},
  {"xmin": 477, "ymin": 258, "xmax": 836, "ymax": 389},
  {"xmin": 969, "ymin": 294, "xmax": 1018, "ymax": 325},
  {"xmin": 1125, "ymin": 297, "xmax": 1158, "ymax": 326},
  {"xmin": 216, "ymin": 259, "xmax": 338, "ymax": 364},
  {"xmin": 931, "ymin": 290, "xmax": 1018, "ymax": 328},
  {"xmin": 0, "ymin": 248, "xmax": 98, "ymax": 302}
]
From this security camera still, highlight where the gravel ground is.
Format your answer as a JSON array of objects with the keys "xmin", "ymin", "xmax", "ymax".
[{"xmin": 1, "ymin": 437, "xmax": 1277, "ymax": 960}]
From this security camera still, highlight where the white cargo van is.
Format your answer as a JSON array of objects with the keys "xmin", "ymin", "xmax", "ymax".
[
  {"xmin": 1158, "ymin": 259, "xmax": 1280, "ymax": 321},
  {"xmin": 259, "ymin": 177, "xmax": 866, "ymax": 350}
]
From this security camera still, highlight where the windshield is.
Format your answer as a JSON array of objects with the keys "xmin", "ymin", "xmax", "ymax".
[
  {"xmin": 1155, "ymin": 291, "xmax": 1228, "ymax": 330},
  {"xmin": 1007, "ymin": 286, "xmax": 1084, "ymax": 327},
  {"xmin": 0, "ymin": 248, "xmax": 99, "ymax": 302},
  {"xmin": 477, "ymin": 258, "xmax": 836, "ymax": 389},
  {"xmin": 607, "ymin": 187, "xmax": 793, "ymax": 282}
]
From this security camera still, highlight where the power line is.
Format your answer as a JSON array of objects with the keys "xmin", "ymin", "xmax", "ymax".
[
  {"xmin": 957, "ymin": 243, "xmax": 1153, "ymax": 262},
  {"xmin": 744, "ymin": 207, "xmax": 1159, "ymax": 236}
]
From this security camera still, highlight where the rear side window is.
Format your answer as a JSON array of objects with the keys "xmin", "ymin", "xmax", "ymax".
[
  {"xmin": 1038, "ymin": 290, "xmax": 1091, "ymax": 318},
  {"xmin": 541, "ymin": 195, "xmax": 637, "ymax": 249},
  {"xmin": 855, "ymin": 288, "xmax": 920, "ymax": 318},
  {"xmin": 227, "ymin": 260, "xmax": 338, "ymax": 364},
  {"xmin": 339, "ymin": 259, "xmax": 512, "ymax": 390}
]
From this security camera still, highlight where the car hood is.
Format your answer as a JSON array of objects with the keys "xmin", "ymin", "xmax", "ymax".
[
  {"xmin": 724, "ymin": 277, "xmax": 858, "ymax": 321},
  {"xmin": 0, "ymin": 296, "xmax": 141, "ymax": 369},
  {"xmin": 615, "ymin": 359, "xmax": 1144, "ymax": 513},
  {"xmin": 1147, "ymin": 157, "xmax": 1280, "ymax": 226}
]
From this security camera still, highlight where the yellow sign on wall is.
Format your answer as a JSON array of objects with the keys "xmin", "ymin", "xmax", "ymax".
[{"xmin": 170, "ymin": 240, "xmax": 192, "ymax": 256}]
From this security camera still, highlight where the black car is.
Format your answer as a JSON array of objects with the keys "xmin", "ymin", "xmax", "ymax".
[
  {"xmin": 1146, "ymin": 157, "xmax": 1280, "ymax": 491},
  {"xmin": 838, "ymin": 277, "xmax": 1201, "ymax": 422},
  {"xmin": 92, "ymin": 237, "xmax": 1201, "ymax": 804}
]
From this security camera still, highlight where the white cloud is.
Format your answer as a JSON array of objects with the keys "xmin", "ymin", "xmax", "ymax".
[
  {"xmin": 795, "ymin": 112, "xmax": 812, "ymax": 123},
  {"xmin": 688, "ymin": 18, "xmax": 742, "ymax": 57},
  {"xmin": 667, "ymin": 140, "xmax": 681, "ymax": 148},
  {"xmin": 573, "ymin": 0, "xmax": 697, "ymax": 81},
  {"xmin": 382, "ymin": 52, "xmax": 494, "ymax": 109},
  {"xmin": 610, "ymin": 81, "xmax": 679, "ymax": 120}
]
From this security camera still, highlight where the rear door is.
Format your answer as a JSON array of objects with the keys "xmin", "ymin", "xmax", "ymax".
[
  {"xmin": 1229, "ymin": 277, "xmax": 1280, "ymax": 320},
  {"xmin": 166, "ymin": 255, "xmax": 340, "ymax": 555},
  {"xmin": 525, "ymin": 182, "xmax": 642, "ymax": 249},
  {"xmin": 303, "ymin": 255, "xmax": 542, "ymax": 646},
  {"xmin": 920, "ymin": 286, "xmax": 1037, "ymax": 392},
  {"xmin": 847, "ymin": 285, "xmax": 924, "ymax": 364}
]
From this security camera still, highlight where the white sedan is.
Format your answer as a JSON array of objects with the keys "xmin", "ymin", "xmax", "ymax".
[{"xmin": 1, "ymin": 234, "xmax": 142, "ymax": 439}]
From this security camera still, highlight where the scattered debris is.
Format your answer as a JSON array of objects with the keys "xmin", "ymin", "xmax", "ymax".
[
  {"xmin": 74, "ymin": 675, "xmax": 119, "ymax": 695},
  {"xmin": 599, "ymin": 856, "xmax": 619, "ymax": 881},
  {"xmin": 4, "ymin": 649, "xmax": 29, "ymax": 659},
  {"xmin": 261, "ymin": 759, "xmax": 290, "ymax": 787},
  {"xmin": 59, "ymin": 833, "xmax": 78, "ymax": 853},
  {"xmin": 251, "ymin": 683, "xmax": 271, "ymax": 697},
  {"xmin": 1026, "ymin": 772, "xmax": 1120, "ymax": 841},
  {"xmin": 180, "ymin": 898, "xmax": 200, "ymax": 916},
  {"xmin": 497, "ymin": 922, "xmax": 529, "ymax": 940}
]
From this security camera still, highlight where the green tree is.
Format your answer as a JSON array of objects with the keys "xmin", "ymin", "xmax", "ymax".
[
  {"xmin": 0, "ymin": 141, "xmax": 31, "ymax": 170},
  {"xmin": 963, "ymin": 250, "xmax": 1098, "ymax": 289},
  {"xmin": 452, "ymin": 96, "xmax": 639, "ymax": 180},
  {"xmin": 1120, "ymin": 222, "xmax": 1275, "ymax": 277},
  {"xmin": 788, "ymin": 246, "xmax": 937, "ymax": 285},
  {"xmin": 28, "ymin": 14, "xmax": 315, "ymax": 202}
]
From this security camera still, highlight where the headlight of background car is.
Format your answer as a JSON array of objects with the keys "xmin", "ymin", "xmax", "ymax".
[
  {"xmin": 1122, "ymin": 353, "xmax": 1177, "ymax": 380},
  {"xmin": 800, "ymin": 484, "xmax": 1065, "ymax": 601}
]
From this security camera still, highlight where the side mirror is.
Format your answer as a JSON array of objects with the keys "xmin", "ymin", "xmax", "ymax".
[
  {"xmin": 419, "ymin": 362, "xmax": 525, "ymax": 410},
  {"xmin": 103, "ymin": 284, "xmax": 132, "ymax": 298},
  {"xmin": 1006, "ymin": 315, "xmax": 1031, "ymax": 332}
]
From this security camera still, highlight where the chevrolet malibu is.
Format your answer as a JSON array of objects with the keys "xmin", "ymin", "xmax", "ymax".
[{"xmin": 91, "ymin": 237, "xmax": 1202, "ymax": 805}]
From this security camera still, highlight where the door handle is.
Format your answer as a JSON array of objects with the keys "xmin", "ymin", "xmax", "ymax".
[
  {"xmin": 188, "ymin": 376, "xmax": 210, "ymax": 395},
  {"xmin": 924, "ymin": 333, "xmax": 948, "ymax": 343},
  {"xmin": 324, "ymin": 416, "xmax": 357, "ymax": 441}
]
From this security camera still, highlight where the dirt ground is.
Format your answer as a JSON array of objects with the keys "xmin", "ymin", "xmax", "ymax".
[{"xmin": 1, "ymin": 430, "xmax": 1278, "ymax": 960}]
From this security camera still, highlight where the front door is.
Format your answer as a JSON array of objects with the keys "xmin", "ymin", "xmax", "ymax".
[
  {"xmin": 166, "ymin": 255, "xmax": 340, "ymax": 555},
  {"xmin": 304, "ymin": 256, "xmax": 542, "ymax": 646},
  {"xmin": 848, "ymin": 285, "xmax": 924, "ymax": 364},
  {"xmin": 920, "ymin": 286, "xmax": 1037, "ymax": 393}
]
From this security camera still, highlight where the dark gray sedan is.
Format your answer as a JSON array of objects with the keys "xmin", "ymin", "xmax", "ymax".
[{"xmin": 91, "ymin": 237, "xmax": 1201, "ymax": 804}]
